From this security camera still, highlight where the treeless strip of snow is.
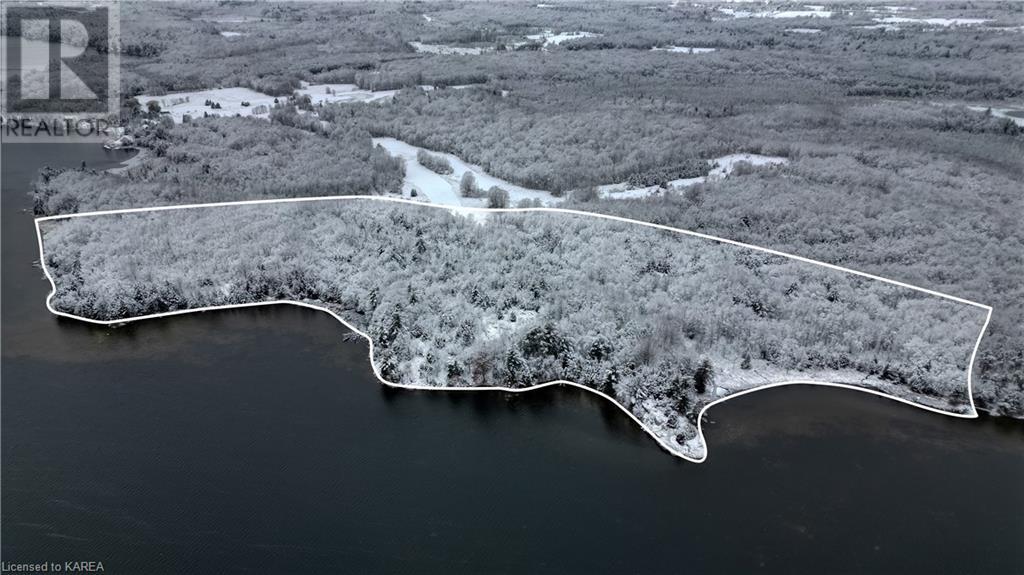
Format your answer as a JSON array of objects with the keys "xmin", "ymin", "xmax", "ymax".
[
  {"xmin": 374, "ymin": 138, "xmax": 789, "ymax": 204},
  {"xmin": 651, "ymin": 45, "xmax": 717, "ymax": 53},
  {"xmin": 294, "ymin": 82, "xmax": 397, "ymax": 105},
  {"xmin": 525, "ymin": 30, "xmax": 601, "ymax": 47},
  {"xmin": 372, "ymin": 137, "xmax": 557, "ymax": 206},
  {"xmin": 966, "ymin": 106, "xmax": 1024, "ymax": 127},
  {"xmin": 873, "ymin": 16, "xmax": 990, "ymax": 26},
  {"xmin": 409, "ymin": 41, "xmax": 490, "ymax": 55},
  {"xmin": 720, "ymin": 7, "xmax": 832, "ymax": 18},
  {"xmin": 599, "ymin": 153, "xmax": 788, "ymax": 199}
]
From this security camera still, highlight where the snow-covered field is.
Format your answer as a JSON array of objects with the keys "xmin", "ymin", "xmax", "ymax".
[
  {"xmin": 293, "ymin": 82, "xmax": 398, "ymax": 105},
  {"xmin": 864, "ymin": 5, "xmax": 915, "ymax": 13},
  {"xmin": 719, "ymin": 5, "xmax": 832, "ymax": 19},
  {"xmin": 525, "ymin": 30, "xmax": 601, "ymax": 47},
  {"xmin": 139, "ymin": 83, "xmax": 405, "ymax": 123},
  {"xmin": 872, "ymin": 16, "xmax": 990, "ymax": 27},
  {"xmin": 858, "ymin": 23, "xmax": 902, "ymax": 31},
  {"xmin": 198, "ymin": 15, "xmax": 256, "ymax": 23},
  {"xmin": 651, "ymin": 45, "xmax": 716, "ymax": 54},
  {"xmin": 219, "ymin": 31, "xmax": 245, "ymax": 38},
  {"xmin": 707, "ymin": 153, "xmax": 788, "ymax": 178},
  {"xmin": 373, "ymin": 137, "xmax": 789, "ymax": 206},
  {"xmin": 966, "ymin": 105, "xmax": 1024, "ymax": 127},
  {"xmin": 409, "ymin": 41, "xmax": 490, "ymax": 55},
  {"xmin": 138, "ymin": 87, "xmax": 277, "ymax": 123},
  {"xmin": 786, "ymin": 28, "xmax": 822, "ymax": 34},
  {"xmin": 598, "ymin": 153, "xmax": 789, "ymax": 199},
  {"xmin": 372, "ymin": 138, "xmax": 559, "ymax": 207}
]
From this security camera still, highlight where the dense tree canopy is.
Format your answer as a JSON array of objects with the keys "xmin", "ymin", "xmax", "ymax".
[{"xmin": 40, "ymin": 201, "xmax": 986, "ymax": 459}]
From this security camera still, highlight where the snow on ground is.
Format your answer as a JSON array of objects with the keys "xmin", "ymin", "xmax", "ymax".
[
  {"xmin": 872, "ymin": 16, "xmax": 989, "ymax": 27},
  {"xmin": 372, "ymin": 138, "xmax": 559, "ymax": 208},
  {"xmin": 864, "ymin": 5, "xmax": 915, "ymax": 13},
  {"xmin": 480, "ymin": 310, "xmax": 539, "ymax": 343},
  {"xmin": 422, "ymin": 14, "xmax": 433, "ymax": 22},
  {"xmin": 199, "ymin": 16, "xmax": 255, "ymax": 23},
  {"xmin": 925, "ymin": 100, "xmax": 1024, "ymax": 127},
  {"xmin": 858, "ymin": 23, "xmax": 902, "ymax": 31},
  {"xmin": 525, "ymin": 30, "xmax": 601, "ymax": 47},
  {"xmin": 138, "ymin": 87, "xmax": 277, "ymax": 123},
  {"xmin": 768, "ymin": 9, "xmax": 832, "ymax": 18},
  {"xmin": 651, "ymin": 45, "xmax": 716, "ymax": 53},
  {"xmin": 374, "ymin": 137, "xmax": 790, "ymax": 205},
  {"xmin": 294, "ymin": 82, "xmax": 398, "ymax": 105},
  {"xmin": 719, "ymin": 5, "xmax": 832, "ymax": 18},
  {"xmin": 409, "ymin": 41, "xmax": 490, "ymax": 55},
  {"xmin": 707, "ymin": 153, "xmax": 788, "ymax": 178},
  {"xmin": 966, "ymin": 106, "xmax": 1024, "ymax": 127},
  {"xmin": 139, "ymin": 84, "xmax": 407, "ymax": 123},
  {"xmin": 598, "ymin": 153, "xmax": 788, "ymax": 199},
  {"xmin": 219, "ymin": 31, "xmax": 245, "ymax": 38},
  {"xmin": 980, "ymin": 25, "xmax": 1024, "ymax": 33},
  {"xmin": 786, "ymin": 28, "xmax": 822, "ymax": 34}
]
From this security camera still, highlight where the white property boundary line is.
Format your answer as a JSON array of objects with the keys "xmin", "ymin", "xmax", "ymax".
[{"xmin": 33, "ymin": 196, "xmax": 994, "ymax": 462}]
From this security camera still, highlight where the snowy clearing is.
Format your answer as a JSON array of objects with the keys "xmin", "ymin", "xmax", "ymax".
[
  {"xmin": 409, "ymin": 41, "xmax": 491, "ymax": 55},
  {"xmin": 719, "ymin": 6, "xmax": 832, "ymax": 19},
  {"xmin": 599, "ymin": 153, "xmax": 789, "ymax": 199},
  {"xmin": 422, "ymin": 14, "xmax": 433, "ymax": 22},
  {"xmin": 786, "ymin": 28, "xmax": 822, "ymax": 34},
  {"xmin": 864, "ymin": 5, "xmax": 915, "ymax": 13},
  {"xmin": 139, "ymin": 84, "xmax": 406, "ymax": 123},
  {"xmin": 708, "ymin": 153, "xmax": 788, "ymax": 178},
  {"xmin": 139, "ymin": 87, "xmax": 277, "ymax": 123},
  {"xmin": 219, "ymin": 31, "xmax": 245, "ymax": 38},
  {"xmin": 858, "ymin": 23, "xmax": 902, "ymax": 31},
  {"xmin": 525, "ymin": 30, "xmax": 601, "ymax": 47},
  {"xmin": 293, "ymin": 82, "xmax": 398, "ymax": 105},
  {"xmin": 372, "ymin": 138, "xmax": 559, "ymax": 207},
  {"xmin": 373, "ymin": 137, "xmax": 789, "ymax": 205},
  {"xmin": 966, "ymin": 106, "xmax": 1024, "ymax": 127},
  {"xmin": 872, "ymin": 16, "xmax": 990, "ymax": 27},
  {"xmin": 769, "ymin": 10, "xmax": 832, "ymax": 19},
  {"xmin": 198, "ymin": 16, "xmax": 255, "ymax": 23},
  {"xmin": 651, "ymin": 45, "xmax": 716, "ymax": 53}
]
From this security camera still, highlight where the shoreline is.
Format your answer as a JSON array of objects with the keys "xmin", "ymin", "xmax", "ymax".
[
  {"xmin": 28, "ymin": 294, "xmax": 989, "ymax": 463},
  {"xmin": 105, "ymin": 148, "xmax": 147, "ymax": 176},
  {"xmin": 33, "ymin": 196, "xmax": 993, "ymax": 462}
]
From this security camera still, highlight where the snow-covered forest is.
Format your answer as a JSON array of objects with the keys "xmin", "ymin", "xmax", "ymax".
[
  {"xmin": 20, "ymin": 0, "xmax": 1024, "ymax": 417},
  {"xmin": 39, "ymin": 201, "xmax": 986, "ymax": 459},
  {"xmin": 32, "ymin": 118, "xmax": 404, "ymax": 215}
]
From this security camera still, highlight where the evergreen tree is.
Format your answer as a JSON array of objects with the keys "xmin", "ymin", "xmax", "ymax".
[{"xmin": 694, "ymin": 358, "xmax": 714, "ymax": 394}]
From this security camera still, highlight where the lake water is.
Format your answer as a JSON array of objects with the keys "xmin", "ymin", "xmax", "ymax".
[{"xmin": 2, "ymin": 144, "xmax": 1022, "ymax": 574}]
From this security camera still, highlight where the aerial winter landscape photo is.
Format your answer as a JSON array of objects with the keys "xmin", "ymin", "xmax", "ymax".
[{"xmin": 2, "ymin": 0, "xmax": 1022, "ymax": 573}]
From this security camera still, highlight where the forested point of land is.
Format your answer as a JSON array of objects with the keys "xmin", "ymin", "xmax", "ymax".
[
  {"xmin": 20, "ymin": 0, "xmax": 1024, "ymax": 417},
  {"xmin": 39, "ymin": 201, "xmax": 986, "ymax": 459}
]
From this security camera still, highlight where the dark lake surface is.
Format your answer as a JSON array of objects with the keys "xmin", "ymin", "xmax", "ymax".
[{"xmin": 2, "ymin": 144, "xmax": 1022, "ymax": 574}]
